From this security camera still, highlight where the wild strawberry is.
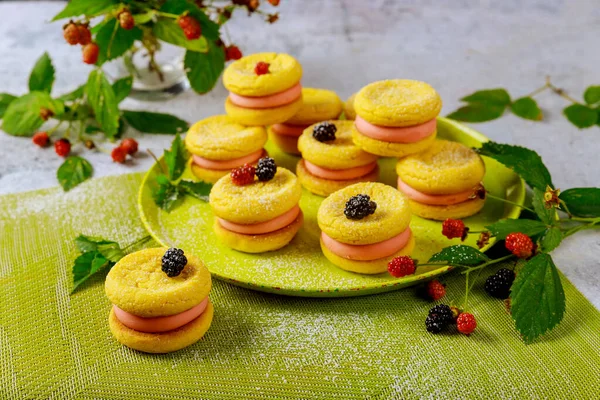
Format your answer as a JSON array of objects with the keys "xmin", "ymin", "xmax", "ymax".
[
  {"xmin": 387, "ymin": 256, "xmax": 416, "ymax": 278},
  {"xmin": 426, "ymin": 280, "xmax": 446, "ymax": 301},
  {"xmin": 120, "ymin": 138, "xmax": 138, "ymax": 155},
  {"xmin": 254, "ymin": 61, "xmax": 270, "ymax": 75},
  {"xmin": 456, "ymin": 313, "xmax": 477, "ymax": 335},
  {"xmin": 231, "ymin": 164, "xmax": 255, "ymax": 186},
  {"xmin": 82, "ymin": 43, "xmax": 99, "ymax": 64},
  {"xmin": 63, "ymin": 22, "xmax": 80, "ymax": 45},
  {"xmin": 77, "ymin": 24, "xmax": 92, "ymax": 45},
  {"xmin": 118, "ymin": 10, "xmax": 135, "ymax": 30},
  {"xmin": 111, "ymin": 146, "xmax": 127, "ymax": 163},
  {"xmin": 442, "ymin": 218, "xmax": 469, "ymax": 241},
  {"xmin": 39, "ymin": 108, "xmax": 54, "ymax": 121},
  {"xmin": 225, "ymin": 45, "xmax": 242, "ymax": 61},
  {"xmin": 32, "ymin": 132, "xmax": 50, "ymax": 147},
  {"xmin": 178, "ymin": 15, "xmax": 202, "ymax": 40},
  {"xmin": 54, "ymin": 139, "xmax": 71, "ymax": 157},
  {"xmin": 268, "ymin": 0, "xmax": 280, "ymax": 5},
  {"xmin": 505, "ymin": 232, "xmax": 534, "ymax": 259}
]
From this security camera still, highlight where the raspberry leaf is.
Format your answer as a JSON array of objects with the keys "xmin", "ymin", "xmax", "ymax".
[
  {"xmin": 71, "ymin": 251, "xmax": 114, "ymax": 293},
  {"xmin": 460, "ymin": 89, "xmax": 511, "ymax": 107},
  {"xmin": 510, "ymin": 97, "xmax": 543, "ymax": 121},
  {"xmin": 85, "ymin": 70, "xmax": 119, "ymax": 138},
  {"xmin": 540, "ymin": 227, "xmax": 563, "ymax": 252},
  {"xmin": 28, "ymin": 53, "xmax": 55, "ymax": 94},
  {"xmin": 52, "ymin": 0, "xmax": 118, "ymax": 21},
  {"xmin": 583, "ymin": 85, "xmax": 600, "ymax": 105},
  {"xmin": 112, "ymin": 76, "xmax": 133, "ymax": 103},
  {"xmin": 160, "ymin": 0, "xmax": 220, "ymax": 40},
  {"xmin": 563, "ymin": 104, "xmax": 598, "ymax": 129},
  {"xmin": 95, "ymin": 19, "xmax": 142, "ymax": 65},
  {"xmin": 58, "ymin": 85, "xmax": 85, "ymax": 101},
  {"xmin": 153, "ymin": 18, "xmax": 209, "ymax": 52},
  {"xmin": 75, "ymin": 235, "xmax": 124, "ymax": 262},
  {"xmin": 532, "ymin": 188, "xmax": 556, "ymax": 225},
  {"xmin": 560, "ymin": 188, "xmax": 600, "ymax": 218},
  {"xmin": 122, "ymin": 110, "xmax": 189, "ymax": 134},
  {"xmin": 57, "ymin": 156, "xmax": 93, "ymax": 191},
  {"xmin": 184, "ymin": 41, "xmax": 226, "ymax": 94},
  {"xmin": 428, "ymin": 245, "xmax": 490, "ymax": 266},
  {"xmin": 0, "ymin": 93, "xmax": 17, "ymax": 118},
  {"xmin": 510, "ymin": 253, "xmax": 565, "ymax": 344},
  {"xmin": 476, "ymin": 142, "xmax": 554, "ymax": 191},
  {"xmin": 152, "ymin": 174, "xmax": 184, "ymax": 212},
  {"xmin": 178, "ymin": 180, "xmax": 212, "ymax": 202},
  {"xmin": 163, "ymin": 133, "xmax": 188, "ymax": 181},
  {"xmin": 485, "ymin": 219, "xmax": 548, "ymax": 239},
  {"xmin": 1, "ymin": 92, "xmax": 64, "ymax": 136},
  {"xmin": 446, "ymin": 103, "xmax": 505, "ymax": 122}
]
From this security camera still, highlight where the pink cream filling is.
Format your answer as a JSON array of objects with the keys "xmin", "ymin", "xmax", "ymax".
[
  {"xmin": 355, "ymin": 116, "xmax": 436, "ymax": 143},
  {"xmin": 322, "ymin": 229, "xmax": 412, "ymax": 261},
  {"xmin": 397, "ymin": 177, "xmax": 476, "ymax": 205},
  {"xmin": 304, "ymin": 160, "xmax": 377, "ymax": 181},
  {"xmin": 113, "ymin": 297, "xmax": 209, "ymax": 333},
  {"xmin": 192, "ymin": 149, "xmax": 265, "ymax": 171},
  {"xmin": 218, "ymin": 204, "xmax": 300, "ymax": 235},
  {"xmin": 229, "ymin": 82, "xmax": 302, "ymax": 109},
  {"xmin": 271, "ymin": 123, "xmax": 308, "ymax": 137}
]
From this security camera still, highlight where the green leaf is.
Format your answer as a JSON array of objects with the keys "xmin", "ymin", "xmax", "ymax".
[
  {"xmin": 72, "ymin": 251, "xmax": 113, "ymax": 293},
  {"xmin": 122, "ymin": 110, "xmax": 189, "ymax": 134},
  {"xmin": 160, "ymin": 0, "xmax": 220, "ymax": 40},
  {"xmin": 1, "ymin": 92, "xmax": 64, "ymax": 136},
  {"xmin": 446, "ymin": 103, "xmax": 505, "ymax": 123},
  {"xmin": 95, "ymin": 19, "xmax": 143, "ymax": 65},
  {"xmin": 56, "ymin": 156, "xmax": 93, "ymax": 191},
  {"xmin": 74, "ymin": 234, "xmax": 124, "ymax": 262},
  {"xmin": 112, "ymin": 76, "xmax": 133, "ymax": 103},
  {"xmin": 541, "ymin": 227, "xmax": 563, "ymax": 252},
  {"xmin": 560, "ymin": 188, "xmax": 600, "ymax": 218},
  {"xmin": 510, "ymin": 97, "xmax": 542, "ymax": 121},
  {"xmin": 164, "ymin": 133, "xmax": 188, "ymax": 180},
  {"xmin": 28, "ymin": 53, "xmax": 55, "ymax": 93},
  {"xmin": 461, "ymin": 89, "xmax": 511, "ymax": 107},
  {"xmin": 52, "ymin": 0, "xmax": 118, "ymax": 21},
  {"xmin": 184, "ymin": 41, "xmax": 225, "ymax": 94},
  {"xmin": 428, "ymin": 245, "xmax": 490, "ymax": 266},
  {"xmin": 179, "ymin": 180, "xmax": 212, "ymax": 201},
  {"xmin": 86, "ymin": 69, "xmax": 119, "ymax": 138},
  {"xmin": 532, "ymin": 188, "xmax": 556, "ymax": 225},
  {"xmin": 485, "ymin": 219, "xmax": 548, "ymax": 240},
  {"xmin": 563, "ymin": 104, "xmax": 597, "ymax": 129},
  {"xmin": 153, "ymin": 18, "xmax": 209, "ymax": 52},
  {"xmin": 583, "ymin": 85, "xmax": 600, "ymax": 105},
  {"xmin": 58, "ymin": 85, "xmax": 85, "ymax": 101},
  {"xmin": 152, "ymin": 174, "xmax": 184, "ymax": 212},
  {"xmin": 476, "ymin": 142, "xmax": 554, "ymax": 191},
  {"xmin": 510, "ymin": 253, "xmax": 565, "ymax": 343},
  {"xmin": 0, "ymin": 93, "xmax": 17, "ymax": 118},
  {"xmin": 133, "ymin": 11, "xmax": 155, "ymax": 25}
]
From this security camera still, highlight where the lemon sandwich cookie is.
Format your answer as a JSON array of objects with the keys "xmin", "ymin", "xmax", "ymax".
[
  {"xmin": 269, "ymin": 87, "xmax": 343, "ymax": 154},
  {"xmin": 296, "ymin": 120, "xmax": 379, "ymax": 197},
  {"xmin": 223, "ymin": 53, "xmax": 303, "ymax": 126},
  {"xmin": 105, "ymin": 247, "xmax": 213, "ymax": 353},
  {"xmin": 317, "ymin": 182, "xmax": 415, "ymax": 274},
  {"xmin": 210, "ymin": 156, "xmax": 303, "ymax": 253},
  {"xmin": 185, "ymin": 115, "xmax": 268, "ymax": 183},
  {"xmin": 352, "ymin": 79, "xmax": 441, "ymax": 157},
  {"xmin": 396, "ymin": 140, "xmax": 486, "ymax": 220},
  {"xmin": 343, "ymin": 92, "xmax": 357, "ymax": 120}
]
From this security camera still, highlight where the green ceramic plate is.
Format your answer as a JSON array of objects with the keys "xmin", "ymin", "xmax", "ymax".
[{"xmin": 138, "ymin": 117, "xmax": 525, "ymax": 297}]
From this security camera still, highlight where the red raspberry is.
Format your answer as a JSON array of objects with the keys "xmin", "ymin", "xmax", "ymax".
[
  {"xmin": 178, "ymin": 15, "xmax": 202, "ymax": 40},
  {"xmin": 111, "ymin": 146, "xmax": 127, "ymax": 163},
  {"xmin": 118, "ymin": 11, "xmax": 135, "ymax": 30},
  {"xmin": 39, "ymin": 108, "xmax": 54, "ymax": 121},
  {"xmin": 120, "ymin": 138, "xmax": 138, "ymax": 155},
  {"xmin": 268, "ymin": 0, "xmax": 280, "ymax": 5},
  {"xmin": 442, "ymin": 218, "xmax": 469, "ymax": 241},
  {"xmin": 231, "ymin": 164, "xmax": 255, "ymax": 186},
  {"xmin": 77, "ymin": 24, "xmax": 91, "ymax": 45},
  {"xmin": 387, "ymin": 256, "xmax": 416, "ymax": 277},
  {"xmin": 456, "ymin": 313, "xmax": 477, "ymax": 335},
  {"xmin": 426, "ymin": 280, "xmax": 446, "ymax": 301},
  {"xmin": 82, "ymin": 43, "xmax": 99, "ymax": 64},
  {"xmin": 254, "ymin": 61, "xmax": 270, "ymax": 75},
  {"xmin": 32, "ymin": 132, "xmax": 50, "ymax": 147},
  {"xmin": 505, "ymin": 232, "xmax": 534, "ymax": 259},
  {"xmin": 225, "ymin": 45, "xmax": 242, "ymax": 61},
  {"xmin": 63, "ymin": 22, "xmax": 80, "ymax": 45},
  {"xmin": 54, "ymin": 139, "xmax": 71, "ymax": 157}
]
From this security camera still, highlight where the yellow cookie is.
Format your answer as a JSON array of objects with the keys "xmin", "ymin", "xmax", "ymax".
[
  {"xmin": 105, "ymin": 248, "xmax": 212, "ymax": 318},
  {"xmin": 269, "ymin": 126, "xmax": 301, "ymax": 155},
  {"xmin": 343, "ymin": 93, "xmax": 357, "ymax": 120},
  {"xmin": 185, "ymin": 115, "xmax": 267, "ymax": 160},
  {"xmin": 352, "ymin": 125, "xmax": 437, "ymax": 158},
  {"xmin": 210, "ymin": 167, "xmax": 302, "ymax": 224},
  {"xmin": 318, "ymin": 182, "xmax": 411, "ymax": 245},
  {"xmin": 223, "ymin": 53, "xmax": 302, "ymax": 97},
  {"xmin": 409, "ymin": 198, "xmax": 486, "ymax": 220},
  {"xmin": 213, "ymin": 211, "xmax": 304, "ymax": 253},
  {"xmin": 190, "ymin": 163, "xmax": 230, "ymax": 184},
  {"xmin": 321, "ymin": 235, "xmax": 415, "ymax": 274},
  {"xmin": 285, "ymin": 88, "xmax": 343, "ymax": 125},
  {"xmin": 296, "ymin": 159, "xmax": 379, "ymax": 197},
  {"xmin": 225, "ymin": 96, "xmax": 303, "ymax": 126},
  {"xmin": 108, "ymin": 301, "xmax": 214, "ymax": 354},
  {"xmin": 298, "ymin": 120, "xmax": 378, "ymax": 169},
  {"xmin": 354, "ymin": 80, "xmax": 442, "ymax": 127},
  {"xmin": 396, "ymin": 140, "xmax": 485, "ymax": 195}
]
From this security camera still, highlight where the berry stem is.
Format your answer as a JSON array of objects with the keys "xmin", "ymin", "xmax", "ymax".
[
  {"xmin": 155, "ymin": 11, "xmax": 180, "ymax": 19},
  {"xmin": 147, "ymin": 149, "xmax": 168, "ymax": 176},
  {"xmin": 47, "ymin": 120, "xmax": 65, "ymax": 136},
  {"xmin": 463, "ymin": 271, "xmax": 470, "ymax": 310},
  {"xmin": 563, "ymin": 218, "xmax": 600, "ymax": 238},
  {"xmin": 485, "ymin": 192, "xmax": 535, "ymax": 214},
  {"xmin": 460, "ymin": 254, "xmax": 515, "ymax": 275},
  {"xmin": 524, "ymin": 82, "xmax": 550, "ymax": 98}
]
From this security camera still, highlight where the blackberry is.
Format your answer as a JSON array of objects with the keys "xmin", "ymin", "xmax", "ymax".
[
  {"xmin": 429, "ymin": 304, "xmax": 454, "ymax": 325},
  {"xmin": 255, "ymin": 157, "xmax": 277, "ymax": 181},
  {"xmin": 344, "ymin": 194, "xmax": 377, "ymax": 220},
  {"xmin": 312, "ymin": 122, "xmax": 337, "ymax": 142},
  {"xmin": 161, "ymin": 248, "xmax": 187, "ymax": 277},
  {"xmin": 484, "ymin": 268, "xmax": 515, "ymax": 299},
  {"xmin": 425, "ymin": 314, "xmax": 445, "ymax": 333}
]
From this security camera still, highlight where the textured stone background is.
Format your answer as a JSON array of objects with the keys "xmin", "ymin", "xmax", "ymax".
[{"xmin": 0, "ymin": 1, "xmax": 599, "ymax": 306}]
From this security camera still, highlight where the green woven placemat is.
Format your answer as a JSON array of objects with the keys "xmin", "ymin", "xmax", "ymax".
[{"xmin": 1, "ymin": 173, "xmax": 599, "ymax": 399}]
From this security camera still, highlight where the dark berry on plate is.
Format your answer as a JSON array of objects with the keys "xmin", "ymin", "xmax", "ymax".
[
  {"xmin": 429, "ymin": 304, "xmax": 454, "ymax": 325},
  {"xmin": 231, "ymin": 163, "xmax": 256, "ymax": 186},
  {"xmin": 344, "ymin": 194, "xmax": 377, "ymax": 220},
  {"xmin": 312, "ymin": 122, "xmax": 337, "ymax": 142},
  {"xmin": 255, "ymin": 157, "xmax": 276, "ymax": 181},
  {"xmin": 484, "ymin": 268, "xmax": 516, "ymax": 299},
  {"xmin": 161, "ymin": 248, "xmax": 187, "ymax": 277}
]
